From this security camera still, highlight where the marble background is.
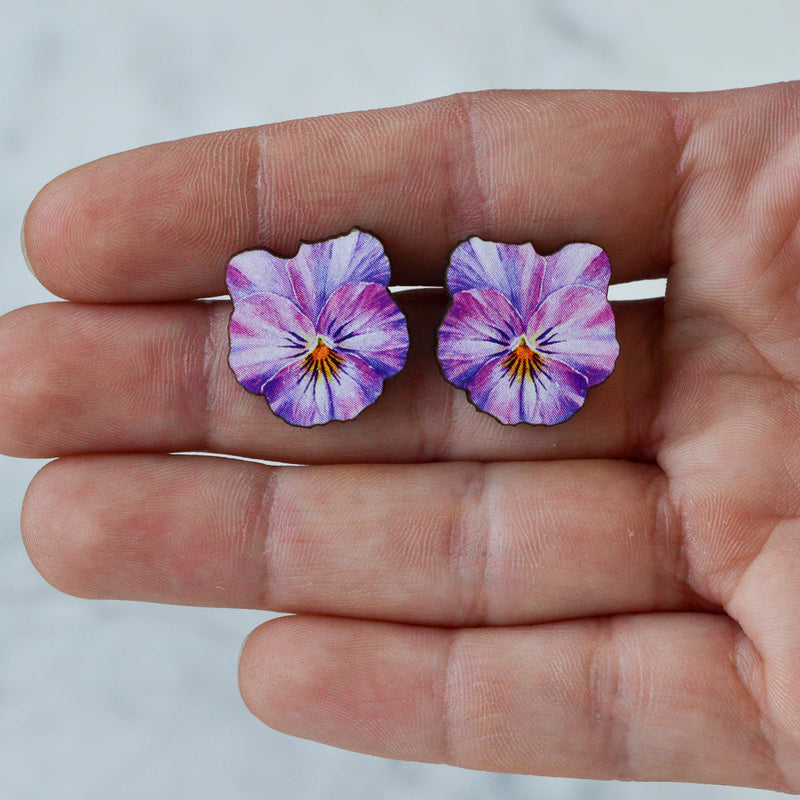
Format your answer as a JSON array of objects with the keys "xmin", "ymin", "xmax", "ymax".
[{"xmin": 2, "ymin": 1, "xmax": 799, "ymax": 797}]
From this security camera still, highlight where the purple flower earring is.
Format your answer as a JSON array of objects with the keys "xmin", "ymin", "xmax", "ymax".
[
  {"xmin": 436, "ymin": 237, "xmax": 619, "ymax": 425},
  {"xmin": 226, "ymin": 229, "xmax": 409, "ymax": 427}
]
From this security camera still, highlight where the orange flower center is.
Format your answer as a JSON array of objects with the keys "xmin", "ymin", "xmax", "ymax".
[
  {"xmin": 301, "ymin": 336, "xmax": 343, "ymax": 381},
  {"xmin": 501, "ymin": 336, "xmax": 545, "ymax": 383}
]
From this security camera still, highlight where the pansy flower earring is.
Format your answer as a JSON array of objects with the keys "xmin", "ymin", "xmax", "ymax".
[
  {"xmin": 436, "ymin": 237, "xmax": 619, "ymax": 425},
  {"xmin": 226, "ymin": 228, "xmax": 409, "ymax": 427}
]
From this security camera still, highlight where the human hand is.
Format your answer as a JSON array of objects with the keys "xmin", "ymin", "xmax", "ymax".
[{"xmin": 6, "ymin": 84, "xmax": 800, "ymax": 790}]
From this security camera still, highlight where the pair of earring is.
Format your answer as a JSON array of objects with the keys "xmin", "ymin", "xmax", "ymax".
[{"xmin": 225, "ymin": 228, "xmax": 619, "ymax": 428}]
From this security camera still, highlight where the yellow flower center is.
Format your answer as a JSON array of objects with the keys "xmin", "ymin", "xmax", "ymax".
[
  {"xmin": 501, "ymin": 336, "xmax": 545, "ymax": 383},
  {"xmin": 301, "ymin": 336, "xmax": 343, "ymax": 382}
]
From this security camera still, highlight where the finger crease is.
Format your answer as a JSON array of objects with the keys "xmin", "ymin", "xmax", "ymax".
[
  {"xmin": 449, "ymin": 464, "xmax": 492, "ymax": 626},
  {"xmin": 441, "ymin": 92, "xmax": 491, "ymax": 244},
  {"xmin": 428, "ymin": 376, "xmax": 457, "ymax": 461},
  {"xmin": 586, "ymin": 616, "xmax": 634, "ymax": 781},
  {"xmin": 202, "ymin": 302, "xmax": 219, "ymax": 449},
  {"xmin": 202, "ymin": 303, "xmax": 231, "ymax": 451},
  {"xmin": 662, "ymin": 93, "xmax": 694, "ymax": 270},
  {"xmin": 639, "ymin": 302, "xmax": 667, "ymax": 458},
  {"xmin": 649, "ymin": 469, "xmax": 692, "ymax": 606},
  {"xmin": 251, "ymin": 126, "xmax": 271, "ymax": 246},
  {"xmin": 438, "ymin": 628, "xmax": 463, "ymax": 766},
  {"xmin": 251, "ymin": 467, "xmax": 278, "ymax": 611}
]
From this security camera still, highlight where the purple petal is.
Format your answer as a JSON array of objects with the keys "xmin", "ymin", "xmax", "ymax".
[
  {"xmin": 529, "ymin": 285, "xmax": 619, "ymax": 387},
  {"xmin": 228, "ymin": 293, "xmax": 315, "ymax": 393},
  {"xmin": 541, "ymin": 243, "xmax": 611, "ymax": 297},
  {"xmin": 227, "ymin": 230, "xmax": 391, "ymax": 323},
  {"xmin": 264, "ymin": 352, "xmax": 383, "ymax": 427},
  {"xmin": 321, "ymin": 229, "xmax": 391, "ymax": 295},
  {"xmin": 263, "ymin": 242, "xmax": 330, "ymax": 322},
  {"xmin": 317, "ymin": 282, "xmax": 409, "ymax": 378},
  {"xmin": 296, "ymin": 229, "xmax": 390, "ymax": 319},
  {"xmin": 447, "ymin": 237, "xmax": 546, "ymax": 320},
  {"xmin": 467, "ymin": 352, "xmax": 588, "ymax": 425},
  {"xmin": 437, "ymin": 288, "xmax": 525, "ymax": 388},
  {"xmin": 226, "ymin": 250, "xmax": 295, "ymax": 304}
]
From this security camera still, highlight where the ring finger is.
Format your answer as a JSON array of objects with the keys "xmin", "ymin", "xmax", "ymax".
[{"xmin": 22, "ymin": 453, "xmax": 703, "ymax": 624}]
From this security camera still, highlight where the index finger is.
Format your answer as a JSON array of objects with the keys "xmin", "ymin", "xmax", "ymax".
[{"xmin": 23, "ymin": 90, "xmax": 681, "ymax": 302}]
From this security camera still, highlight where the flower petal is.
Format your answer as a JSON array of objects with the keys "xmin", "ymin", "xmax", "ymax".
[
  {"xmin": 228, "ymin": 293, "xmax": 315, "ymax": 393},
  {"xmin": 317, "ymin": 282, "xmax": 408, "ymax": 378},
  {"xmin": 529, "ymin": 285, "xmax": 619, "ymax": 387},
  {"xmin": 226, "ymin": 250, "xmax": 295, "ymax": 304},
  {"xmin": 437, "ymin": 288, "xmax": 526, "ymax": 388},
  {"xmin": 227, "ymin": 230, "xmax": 391, "ymax": 323},
  {"xmin": 264, "ymin": 351, "xmax": 384, "ymax": 427},
  {"xmin": 287, "ymin": 229, "xmax": 392, "ymax": 321},
  {"xmin": 321, "ymin": 229, "xmax": 391, "ymax": 295},
  {"xmin": 447, "ymin": 237, "xmax": 546, "ymax": 319},
  {"xmin": 281, "ymin": 243, "xmax": 322, "ymax": 321},
  {"xmin": 468, "ymin": 352, "xmax": 589, "ymax": 425},
  {"xmin": 540, "ymin": 242, "xmax": 611, "ymax": 297}
]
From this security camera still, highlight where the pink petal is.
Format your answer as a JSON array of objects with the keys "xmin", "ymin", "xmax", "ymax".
[
  {"xmin": 468, "ymin": 352, "xmax": 588, "ymax": 425},
  {"xmin": 529, "ymin": 285, "xmax": 619, "ymax": 387},
  {"xmin": 437, "ymin": 288, "xmax": 525, "ymax": 388},
  {"xmin": 317, "ymin": 282, "xmax": 409, "ymax": 378},
  {"xmin": 283, "ymin": 244, "xmax": 323, "ymax": 322},
  {"xmin": 447, "ymin": 238, "xmax": 545, "ymax": 320},
  {"xmin": 264, "ymin": 351, "xmax": 383, "ymax": 427},
  {"xmin": 320, "ymin": 229, "xmax": 391, "ymax": 297},
  {"xmin": 227, "ymin": 250, "xmax": 295, "ymax": 304},
  {"xmin": 228, "ymin": 293, "xmax": 315, "ymax": 393},
  {"xmin": 541, "ymin": 243, "xmax": 611, "ymax": 297},
  {"xmin": 290, "ymin": 230, "xmax": 390, "ymax": 321},
  {"xmin": 228, "ymin": 230, "xmax": 392, "ymax": 323}
]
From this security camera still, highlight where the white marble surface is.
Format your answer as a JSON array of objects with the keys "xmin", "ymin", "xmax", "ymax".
[{"xmin": 2, "ymin": 1, "xmax": 799, "ymax": 797}]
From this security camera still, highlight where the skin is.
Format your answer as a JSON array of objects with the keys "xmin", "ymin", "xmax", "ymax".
[{"xmin": 5, "ymin": 83, "xmax": 800, "ymax": 790}]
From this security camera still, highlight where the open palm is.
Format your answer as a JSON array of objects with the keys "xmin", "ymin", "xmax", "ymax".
[{"xmin": 5, "ymin": 84, "xmax": 800, "ymax": 790}]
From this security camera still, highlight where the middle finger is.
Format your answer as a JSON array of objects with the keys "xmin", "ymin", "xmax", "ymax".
[{"xmin": 0, "ymin": 292, "xmax": 662, "ymax": 463}]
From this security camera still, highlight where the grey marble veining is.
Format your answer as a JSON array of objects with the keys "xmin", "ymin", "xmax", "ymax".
[{"xmin": 2, "ymin": 1, "xmax": 800, "ymax": 798}]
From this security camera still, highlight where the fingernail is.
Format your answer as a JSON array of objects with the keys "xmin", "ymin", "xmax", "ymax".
[{"xmin": 20, "ymin": 210, "xmax": 33, "ymax": 276}]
